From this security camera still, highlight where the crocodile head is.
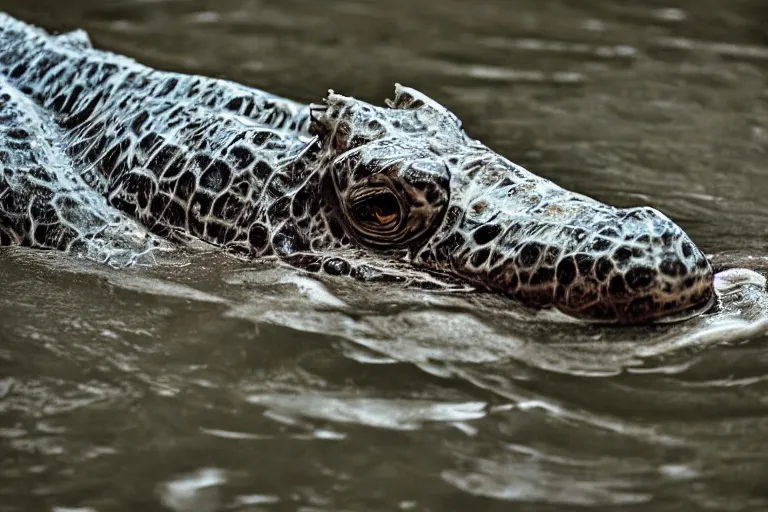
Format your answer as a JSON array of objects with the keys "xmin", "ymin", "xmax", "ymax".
[{"xmin": 309, "ymin": 85, "xmax": 714, "ymax": 324}]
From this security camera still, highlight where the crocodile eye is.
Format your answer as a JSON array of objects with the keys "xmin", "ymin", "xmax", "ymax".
[{"xmin": 351, "ymin": 191, "xmax": 402, "ymax": 231}]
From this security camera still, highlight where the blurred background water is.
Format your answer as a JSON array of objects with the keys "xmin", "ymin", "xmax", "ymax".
[{"xmin": 1, "ymin": 1, "xmax": 767, "ymax": 511}]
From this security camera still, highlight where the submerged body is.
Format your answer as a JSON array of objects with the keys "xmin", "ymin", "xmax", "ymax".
[{"xmin": 0, "ymin": 13, "xmax": 714, "ymax": 323}]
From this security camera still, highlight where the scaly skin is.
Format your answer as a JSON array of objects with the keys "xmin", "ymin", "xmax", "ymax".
[
  {"xmin": 0, "ymin": 13, "xmax": 714, "ymax": 323},
  {"xmin": 0, "ymin": 76, "xmax": 162, "ymax": 266}
]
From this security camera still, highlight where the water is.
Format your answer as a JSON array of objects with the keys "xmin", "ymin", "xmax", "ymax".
[{"xmin": 1, "ymin": 0, "xmax": 768, "ymax": 510}]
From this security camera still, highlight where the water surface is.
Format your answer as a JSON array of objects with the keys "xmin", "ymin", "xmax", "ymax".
[{"xmin": 1, "ymin": 1, "xmax": 768, "ymax": 511}]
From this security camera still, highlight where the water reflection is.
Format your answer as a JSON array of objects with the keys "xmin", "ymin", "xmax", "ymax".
[{"xmin": 2, "ymin": 244, "xmax": 768, "ymax": 510}]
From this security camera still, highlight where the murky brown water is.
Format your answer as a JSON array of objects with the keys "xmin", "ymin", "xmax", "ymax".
[{"xmin": 1, "ymin": 1, "xmax": 768, "ymax": 511}]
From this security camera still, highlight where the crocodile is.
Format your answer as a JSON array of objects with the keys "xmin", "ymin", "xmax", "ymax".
[{"xmin": 0, "ymin": 13, "xmax": 715, "ymax": 324}]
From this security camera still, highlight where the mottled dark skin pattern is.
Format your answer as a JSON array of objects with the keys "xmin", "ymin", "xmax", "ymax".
[{"xmin": 0, "ymin": 13, "xmax": 715, "ymax": 323}]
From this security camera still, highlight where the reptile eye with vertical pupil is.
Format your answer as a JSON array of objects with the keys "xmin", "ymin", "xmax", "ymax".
[{"xmin": 351, "ymin": 192, "xmax": 401, "ymax": 229}]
